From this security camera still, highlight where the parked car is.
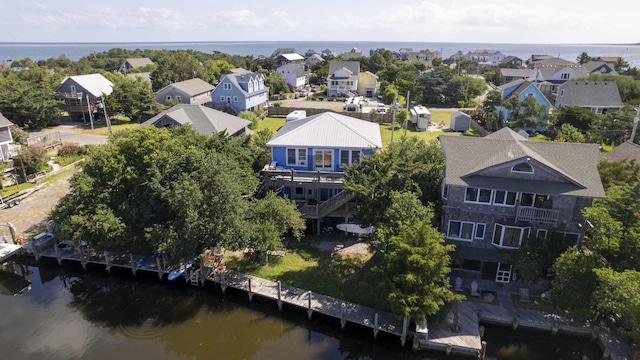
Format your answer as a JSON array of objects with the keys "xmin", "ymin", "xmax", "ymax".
[
  {"xmin": 299, "ymin": 90, "xmax": 308, "ymax": 97},
  {"xmin": 311, "ymin": 85, "xmax": 319, "ymax": 92},
  {"xmin": 377, "ymin": 94, "xmax": 383, "ymax": 100},
  {"xmin": 377, "ymin": 103, "xmax": 386, "ymax": 113}
]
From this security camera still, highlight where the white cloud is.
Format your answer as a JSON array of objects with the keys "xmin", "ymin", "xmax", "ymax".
[{"xmin": 205, "ymin": 9, "xmax": 297, "ymax": 29}]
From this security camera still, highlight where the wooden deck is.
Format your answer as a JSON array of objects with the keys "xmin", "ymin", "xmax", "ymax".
[{"xmin": 420, "ymin": 301, "xmax": 482, "ymax": 356}]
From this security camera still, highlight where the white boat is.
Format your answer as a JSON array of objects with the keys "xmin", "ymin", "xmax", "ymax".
[
  {"xmin": 335, "ymin": 223, "xmax": 375, "ymax": 236},
  {"xmin": 167, "ymin": 261, "xmax": 193, "ymax": 281}
]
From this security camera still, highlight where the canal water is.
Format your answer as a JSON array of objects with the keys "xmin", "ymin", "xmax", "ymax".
[{"xmin": 0, "ymin": 258, "xmax": 601, "ymax": 360}]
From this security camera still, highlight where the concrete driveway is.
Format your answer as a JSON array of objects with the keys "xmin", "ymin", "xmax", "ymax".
[{"xmin": 28, "ymin": 125, "xmax": 108, "ymax": 146}]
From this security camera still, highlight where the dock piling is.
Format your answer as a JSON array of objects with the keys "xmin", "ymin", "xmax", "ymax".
[
  {"xmin": 248, "ymin": 278, "xmax": 253, "ymax": 302},
  {"xmin": 340, "ymin": 303, "xmax": 347, "ymax": 330},
  {"xmin": 479, "ymin": 325, "xmax": 485, "ymax": 339},
  {"xmin": 81, "ymin": 247, "xmax": 87, "ymax": 270},
  {"xmin": 446, "ymin": 343, "xmax": 452, "ymax": 355},
  {"xmin": 480, "ymin": 341, "xmax": 487, "ymax": 360},
  {"xmin": 603, "ymin": 346, "xmax": 611, "ymax": 359},
  {"xmin": 307, "ymin": 291, "xmax": 313, "ymax": 320},
  {"xmin": 221, "ymin": 271, "xmax": 227, "ymax": 294},
  {"xmin": 156, "ymin": 256, "xmax": 163, "ymax": 281},
  {"xmin": 54, "ymin": 243, "xmax": 62, "ymax": 265},
  {"xmin": 129, "ymin": 254, "xmax": 136, "ymax": 276},
  {"xmin": 551, "ymin": 324, "xmax": 558, "ymax": 336},
  {"xmin": 373, "ymin": 313, "xmax": 379, "ymax": 339},
  {"xmin": 591, "ymin": 325, "xmax": 600, "ymax": 341},
  {"xmin": 412, "ymin": 334, "xmax": 420, "ymax": 351},
  {"xmin": 104, "ymin": 251, "xmax": 111, "ymax": 273},
  {"xmin": 277, "ymin": 281, "xmax": 282, "ymax": 311},
  {"xmin": 401, "ymin": 316, "xmax": 409, "ymax": 347},
  {"xmin": 511, "ymin": 316, "xmax": 519, "ymax": 331}
]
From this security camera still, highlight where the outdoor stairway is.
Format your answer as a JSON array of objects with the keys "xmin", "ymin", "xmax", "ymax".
[{"xmin": 302, "ymin": 190, "xmax": 355, "ymax": 219}]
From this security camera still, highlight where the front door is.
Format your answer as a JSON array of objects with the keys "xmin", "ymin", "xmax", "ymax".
[
  {"xmin": 314, "ymin": 150, "xmax": 333, "ymax": 170},
  {"xmin": 495, "ymin": 263, "xmax": 512, "ymax": 283}
]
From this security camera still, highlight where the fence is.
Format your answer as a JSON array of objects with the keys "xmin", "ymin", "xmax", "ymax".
[
  {"xmin": 27, "ymin": 131, "xmax": 62, "ymax": 149},
  {"xmin": 267, "ymin": 106, "xmax": 392, "ymax": 124}
]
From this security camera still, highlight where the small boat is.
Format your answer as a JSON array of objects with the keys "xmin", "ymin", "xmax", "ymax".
[
  {"xmin": 167, "ymin": 261, "xmax": 193, "ymax": 281},
  {"xmin": 136, "ymin": 255, "xmax": 153, "ymax": 269}
]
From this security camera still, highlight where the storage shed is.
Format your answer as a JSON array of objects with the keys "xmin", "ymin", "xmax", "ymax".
[{"xmin": 450, "ymin": 111, "xmax": 471, "ymax": 132}]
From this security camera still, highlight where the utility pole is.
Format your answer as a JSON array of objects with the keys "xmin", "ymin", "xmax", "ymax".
[
  {"xmin": 404, "ymin": 90, "xmax": 410, "ymax": 137},
  {"xmin": 391, "ymin": 94, "xmax": 398, "ymax": 144},
  {"xmin": 101, "ymin": 99, "xmax": 112, "ymax": 136},
  {"xmin": 630, "ymin": 107, "xmax": 640, "ymax": 144},
  {"xmin": 86, "ymin": 94, "xmax": 94, "ymax": 130}
]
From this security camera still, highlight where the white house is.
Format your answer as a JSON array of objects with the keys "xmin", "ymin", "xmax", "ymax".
[
  {"xmin": 327, "ymin": 61, "xmax": 359, "ymax": 97},
  {"xmin": 277, "ymin": 63, "xmax": 306, "ymax": 90}
]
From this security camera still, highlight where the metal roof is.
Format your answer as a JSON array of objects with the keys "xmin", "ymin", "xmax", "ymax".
[
  {"xmin": 267, "ymin": 112, "xmax": 382, "ymax": 149},
  {"xmin": 58, "ymin": 73, "xmax": 114, "ymax": 98},
  {"xmin": 141, "ymin": 104, "xmax": 250, "ymax": 137},
  {"xmin": 439, "ymin": 128, "xmax": 605, "ymax": 198},
  {"xmin": 0, "ymin": 112, "xmax": 12, "ymax": 127}
]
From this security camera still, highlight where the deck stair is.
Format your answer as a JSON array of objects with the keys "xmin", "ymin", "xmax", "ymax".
[{"xmin": 302, "ymin": 190, "xmax": 355, "ymax": 219}]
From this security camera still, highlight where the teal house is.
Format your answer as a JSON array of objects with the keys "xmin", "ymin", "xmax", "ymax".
[{"xmin": 496, "ymin": 79, "xmax": 553, "ymax": 127}]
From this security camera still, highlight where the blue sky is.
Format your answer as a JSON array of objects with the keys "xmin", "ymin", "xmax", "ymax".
[{"xmin": 0, "ymin": 0, "xmax": 637, "ymax": 44}]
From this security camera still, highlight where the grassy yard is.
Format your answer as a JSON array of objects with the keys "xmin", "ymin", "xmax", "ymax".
[
  {"xmin": 76, "ymin": 118, "xmax": 139, "ymax": 136},
  {"xmin": 256, "ymin": 117, "xmax": 286, "ymax": 134},
  {"xmin": 224, "ymin": 243, "xmax": 390, "ymax": 311},
  {"xmin": 1, "ymin": 165, "xmax": 79, "ymax": 197}
]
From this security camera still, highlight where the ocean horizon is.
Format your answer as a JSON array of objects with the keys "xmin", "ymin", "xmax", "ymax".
[{"xmin": 1, "ymin": 41, "xmax": 639, "ymax": 66}]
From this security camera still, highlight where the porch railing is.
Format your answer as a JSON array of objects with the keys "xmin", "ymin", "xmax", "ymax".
[{"xmin": 516, "ymin": 206, "xmax": 560, "ymax": 225}]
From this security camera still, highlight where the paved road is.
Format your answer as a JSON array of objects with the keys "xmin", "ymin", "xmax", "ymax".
[
  {"xmin": 277, "ymin": 97, "xmax": 388, "ymax": 114},
  {"xmin": 28, "ymin": 125, "xmax": 108, "ymax": 145}
]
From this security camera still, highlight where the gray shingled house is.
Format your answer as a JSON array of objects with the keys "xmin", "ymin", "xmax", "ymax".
[
  {"xmin": 439, "ymin": 128, "xmax": 605, "ymax": 283},
  {"xmin": 118, "ymin": 58, "xmax": 154, "ymax": 73},
  {"xmin": 555, "ymin": 81, "xmax": 623, "ymax": 114},
  {"xmin": 155, "ymin": 78, "xmax": 215, "ymax": 106},
  {"xmin": 141, "ymin": 104, "xmax": 251, "ymax": 137}
]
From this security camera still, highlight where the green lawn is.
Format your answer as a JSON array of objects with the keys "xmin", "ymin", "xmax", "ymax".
[
  {"xmin": 224, "ymin": 243, "xmax": 390, "ymax": 311},
  {"xmin": 1, "ymin": 166, "xmax": 79, "ymax": 197},
  {"xmin": 76, "ymin": 118, "xmax": 139, "ymax": 136},
  {"xmin": 256, "ymin": 117, "xmax": 286, "ymax": 134}
]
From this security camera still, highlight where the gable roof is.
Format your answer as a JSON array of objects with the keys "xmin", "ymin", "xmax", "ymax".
[
  {"xmin": 58, "ymin": 74, "xmax": 114, "ymax": 97},
  {"xmin": 604, "ymin": 141, "xmax": 640, "ymax": 163},
  {"xmin": 556, "ymin": 81, "xmax": 623, "ymax": 108},
  {"xmin": 266, "ymin": 112, "xmax": 382, "ymax": 149},
  {"xmin": 141, "ymin": 104, "xmax": 250, "ymax": 137},
  {"xmin": 271, "ymin": 48, "xmax": 296, "ymax": 58},
  {"xmin": 583, "ymin": 61, "xmax": 617, "ymax": 74},
  {"xmin": 501, "ymin": 55, "xmax": 522, "ymax": 64},
  {"xmin": 278, "ymin": 53, "xmax": 304, "ymax": 62},
  {"xmin": 220, "ymin": 71, "xmax": 269, "ymax": 96},
  {"xmin": 124, "ymin": 58, "xmax": 153, "ymax": 69},
  {"xmin": 359, "ymin": 71, "xmax": 378, "ymax": 79},
  {"xmin": 329, "ymin": 61, "xmax": 360, "ymax": 75},
  {"xmin": 277, "ymin": 63, "xmax": 305, "ymax": 78},
  {"xmin": 439, "ymin": 128, "xmax": 605, "ymax": 198},
  {"xmin": 306, "ymin": 54, "xmax": 324, "ymax": 62},
  {"xmin": 532, "ymin": 57, "xmax": 575, "ymax": 66},
  {"xmin": 0, "ymin": 112, "xmax": 13, "ymax": 127},
  {"xmin": 159, "ymin": 78, "xmax": 214, "ymax": 96},
  {"xmin": 500, "ymin": 68, "xmax": 534, "ymax": 78}
]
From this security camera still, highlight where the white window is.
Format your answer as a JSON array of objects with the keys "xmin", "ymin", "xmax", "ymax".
[
  {"xmin": 536, "ymin": 229, "xmax": 548, "ymax": 239},
  {"xmin": 286, "ymin": 148, "xmax": 307, "ymax": 166},
  {"xmin": 219, "ymin": 96, "xmax": 225, "ymax": 101},
  {"xmin": 223, "ymin": 83, "xmax": 231, "ymax": 90},
  {"xmin": 475, "ymin": 223, "xmax": 486, "ymax": 240},
  {"xmin": 315, "ymin": 150, "xmax": 333, "ymax": 169},
  {"xmin": 233, "ymin": 96, "xmax": 238, "ymax": 102},
  {"xmin": 492, "ymin": 190, "xmax": 517, "ymax": 206},
  {"xmin": 492, "ymin": 224, "xmax": 530, "ymax": 248},
  {"xmin": 511, "ymin": 162, "xmax": 533, "ymax": 174},
  {"xmin": 442, "ymin": 184, "xmax": 449, "ymax": 200},
  {"xmin": 520, "ymin": 193, "xmax": 549, "ymax": 208},
  {"xmin": 339, "ymin": 150, "xmax": 361, "ymax": 166},
  {"xmin": 465, "ymin": 187, "xmax": 492, "ymax": 204},
  {"xmin": 447, "ymin": 221, "xmax": 475, "ymax": 241}
]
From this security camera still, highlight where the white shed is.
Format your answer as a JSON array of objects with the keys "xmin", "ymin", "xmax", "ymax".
[
  {"xmin": 450, "ymin": 111, "xmax": 471, "ymax": 132},
  {"xmin": 410, "ymin": 105, "xmax": 431, "ymax": 131}
]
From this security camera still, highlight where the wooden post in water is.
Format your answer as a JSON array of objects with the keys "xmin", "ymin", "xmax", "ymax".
[
  {"xmin": 307, "ymin": 291, "xmax": 313, "ymax": 320},
  {"xmin": 248, "ymin": 278, "xmax": 254, "ymax": 302},
  {"xmin": 156, "ymin": 256, "xmax": 163, "ymax": 281},
  {"xmin": 412, "ymin": 334, "xmax": 420, "ymax": 351},
  {"xmin": 33, "ymin": 241, "xmax": 39, "ymax": 261},
  {"xmin": 221, "ymin": 271, "xmax": 227, "ymax": 294},
  {"xmin": 185, "ymin": 269, "xmax": 190, "ymax": 285},
  {"xmin": 340, "ymin": 303, "xmax": 347, "ymax": 330},
  {"xmin": 479, "ymin": 325, "xmax": 485, "ymax": 339},
  {"xmin": 401, "ymin": 316, "xmax": 409, "ymax": 347},
  {"xmin": 591, "ymin": 326, "xmax": 600, "ymax": 341},
  {"xmin": 373, "ymin": 313, "xmax": 379, "ymax": 339},
  {"xmin": 129, "ymin": 254, "xmax": 136, "ymax": 277},
  {"xmin": 277, "ymin": 281, "xmax": 282, "ymax": 311},
  {"xmin": 200, "ymin": 257, "xmax": 206, "ymax": 286},
  {"xmin": 104, "ymin": 251, "xmax": 111, "ymax": 273},
  {"xmin": 54, "ymin": 243, "xmax": 62, "ymax": 265},
  {"xmin": 512, "ymin": 316, "xmax": 520, "ymax": 331},
  {"xmin": 551, "ymin": 324, "xmax": 558, "ymax": 336},
  {"xmin": 80, "ymin": 247, "xmax": 87, "ymax": 270},
  {"xmin": 480, "ymin": 341, "xmax": 487, "ymax": 360}
]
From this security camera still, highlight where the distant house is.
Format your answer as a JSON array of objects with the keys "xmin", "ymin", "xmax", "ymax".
[
  {"xmin": 530, "ymin": 55, "xmax": 576, "ymax": 66},
  {"xmin": 271, "ymin": 48, "xmax": 296, "ymax": 58},
  {"xmin": 141, "ymin": 104, "xmax": 251, "ymax": 137},
  {"xmin": 356, "ymin": 71, "xmax": 379, "ymax": 98},
  {"xmin": 304, "ymin": 49, "xmax": 319, "ymax": 58},
  {"xmin": 305, "ymin": 54, "xmax": 324, "ymax": 67},
  {"xmin": 341, "ymin": 48, "xmax": 363, "ymax": 59},
  {"xmin": 277, "ymin": 63, "xmax": 306, "ymax": 90},
  {"xmin": 155, "ymin": 78, "xmax": 214, "ymax": 106},
  {"xmin": 126, "ymin": 72, "xmax": 151, "ymax": 83},
  {"xmin": 604, "ymin": 141, "xmax": 640, "ymax": 163},
  {"xmin": 0, "ymin": 113, "xmax": 17, "ymax": 161},
  {"xmin": 327, "ymin": 61, "xmax": 360, "ymax": 97},
  {"xmin": 530, "ymin": 64, "xmax": 590, "ymax": 97},
  {"xmin": 407, "ymin": 49, "xmax": 441, "ymax": 63},
  {"xmin": 583, "ymin": 61, "xmax": 617, "ymax": 75},
  {"xmin": 466, "ymin": 50, "xmax": 505, "ymax": 65},
  {"xmin": 55, "ymin": 73, "xmax": 114, "ymax": 122},
  {"xmin": 210, "ymin": 70, "xmax": 269, "ymax": 114},
  {"xmin": 119, "ymin": 58, "xmax": 154, "ymax": 72},
  {"xmin": 555, "ymin": 81, "xmax": 623, "ymax": 114},
  {"xmin": 439, "ymin": 127, "xmax": 605, "ymax": 283},
  {"xmin": 276, "ymin": 53, "xmax": 305, "ymax": 67},
  {"xmin": 500, "ymin": 68, "xmax": 535, "ymax": 83},
  {"xmin": 321, "ymin": 49, "xmax": 336, "ymax": 58},
  {"xmin": 599, "ymin": 56, "xmax": 622, "ymax": 67},
  {"xmin": 496, "ymin": 79, "xmax": 553, "ymax": 123},
  {"xmin": 500, "ymin": 56, "xmax": 523, "ymax": 68}
]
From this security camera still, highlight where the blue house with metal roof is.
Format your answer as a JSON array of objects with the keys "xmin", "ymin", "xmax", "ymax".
[{"xmin": 211, "ymin": 71, "xmax": 269, "ymax": 114}]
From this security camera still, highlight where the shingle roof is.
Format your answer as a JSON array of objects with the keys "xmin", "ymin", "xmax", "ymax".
[
  {"xmin": 58, "ymin": 74, "xmax": 114, "ymax": 98},
  {"xmin": 583, "ymin": 61, "xmax": 616, "ymax": 74},
  {"xmin": 604, "ymin": 141, "xmax": 640, "ymax": 163},
  {"xmin": 329, "ymin": 61, "xmax": 360, "ymax": 75},
  {"xmin": 141, "ymin": 104, "xmax": 250, "ymax": 137},
  {"xmin": 556, "ymin": 81, "xmax": 623, "ymax": 108},
  {"xmin": 124, "ymin": 58, "xmax": 153, "ymax": 69},
  {"xmin": 277, "ymin": 63, "xmax": 305, "ymax": 78},
  {"xmin": 162, "ymin": 78, "xmax": 214, "ymax": 96},
  {"xmin": 439, "ymin": 128, "xmax": 605, "ymax": 198},
  {"xmin": 222, "ymin": 71, "xmax": 269, "ymax": 96},
  {"xmin": 266, "ymin": 112, "xmax": 382, "ymax": 149},
  {"xmin": 0, "ymin": 112, "xmax": 13, "ymax": 127},
  {"xmin": 306, "ymin": 54, "xmax": 324, "ymax": 62},
  {"xmin": 500, "ymin": 68, "xmax": 534, "ymax": 78},
  {"xmin": 532, "ymin": 57, "xmax": 575, "ymax": 66}
]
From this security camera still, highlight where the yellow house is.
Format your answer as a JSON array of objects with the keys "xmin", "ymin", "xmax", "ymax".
[{"xmin": 357, "ymin": 71, "xmax": 379, "ymax": 98}]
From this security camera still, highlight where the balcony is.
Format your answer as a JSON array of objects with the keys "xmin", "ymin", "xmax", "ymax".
[
  {"xmin": 516, "ymin": 206, "xmax": 559, "ymax": 225},
  {"xmin": 56, "ymin": 91, "xmax": 84, "ymax": 100}
]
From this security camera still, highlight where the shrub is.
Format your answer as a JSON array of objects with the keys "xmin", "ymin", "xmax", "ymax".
[
  {"xmin": 238, "ymin": 111, "xmax": 260, "ymax": 130},
  {"xmin": 57, "ymin": 142, "xmax": 81, "ymax": 157},
  {"xmin": 15, "ymin": 145, "xmax": 48, "ymax": 176}
]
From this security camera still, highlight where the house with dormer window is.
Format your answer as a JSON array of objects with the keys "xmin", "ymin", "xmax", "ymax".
[
  {"xmin": 439, "ymin": 128, "xmax": 605, "ymax": 283},
  {"xmin": 327, "ymin": 61, "xmax": 360, "ymax": 97},
  {"xmin": 210, "ymin": 71, "xmax": 269, "ymax": 114}
]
